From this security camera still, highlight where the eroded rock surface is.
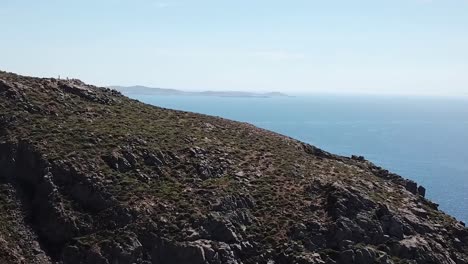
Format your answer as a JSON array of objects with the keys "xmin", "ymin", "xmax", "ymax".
[{"xmin": 0, "ymin": 70, "xmax": 467, "ymax": 263}]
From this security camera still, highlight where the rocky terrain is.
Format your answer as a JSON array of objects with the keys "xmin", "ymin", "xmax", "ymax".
[{"xmin": 0, "ymin": 70, "xmax": 467, "ymax": 264}]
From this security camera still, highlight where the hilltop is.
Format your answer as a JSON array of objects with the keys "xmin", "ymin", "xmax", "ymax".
[{"xmin": 0, "ymin": 71, "xmax": 467, "ymax": 264}]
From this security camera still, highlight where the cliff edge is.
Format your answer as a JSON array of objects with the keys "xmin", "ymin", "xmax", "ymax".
[{"xmin": 0, "ymin": 71, "xmax": 467, "ymax": 264}]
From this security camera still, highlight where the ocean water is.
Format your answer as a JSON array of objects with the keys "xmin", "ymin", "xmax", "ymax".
[{"xmin": 127, "ymin": 94, "xmax": 468, "ymax": 223}]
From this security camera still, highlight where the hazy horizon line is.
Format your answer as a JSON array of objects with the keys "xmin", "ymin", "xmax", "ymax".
[{"xmin": 111, "ymin": 83, "xmax": 468, "ymax": 99}]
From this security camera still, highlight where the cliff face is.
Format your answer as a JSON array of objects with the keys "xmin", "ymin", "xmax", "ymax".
[{"xmin": 0, "ymin": 71, "xmax": 466, "ymax": 264}]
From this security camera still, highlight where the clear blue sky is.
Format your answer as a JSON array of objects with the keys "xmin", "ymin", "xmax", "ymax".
[{"xmin": 1, "ymin": 0, "xmax": 468, "ymax": 96}]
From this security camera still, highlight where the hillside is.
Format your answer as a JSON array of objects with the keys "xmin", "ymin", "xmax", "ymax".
[{"xmin": 0, "ymin": 71, "xmax": 467, "ymax": 264}]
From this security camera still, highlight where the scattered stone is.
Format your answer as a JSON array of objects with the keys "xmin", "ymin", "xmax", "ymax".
[{"xmin": 0, "ymin": 71, "xmax": 466, "ymax": 264}]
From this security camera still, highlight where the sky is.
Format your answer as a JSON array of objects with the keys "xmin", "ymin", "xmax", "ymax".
[{"xmin": 1, "ymin": 0, "xmax": 468, "ymax": 96}]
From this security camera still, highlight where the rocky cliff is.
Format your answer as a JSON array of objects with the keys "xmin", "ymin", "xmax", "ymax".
[{"xmin": 0, "ymin": 71, "xmax": 467, "ymax": 264}]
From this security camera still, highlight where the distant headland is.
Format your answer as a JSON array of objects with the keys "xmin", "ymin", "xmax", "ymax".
[{"xmin": 110, "ymin": 85, "xmax": 289, "ymax": 98}]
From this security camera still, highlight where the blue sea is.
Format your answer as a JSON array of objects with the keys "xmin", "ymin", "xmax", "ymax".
[{"xmin": 127, "ymin": 94, "xmax": 468, "ymax": 223}]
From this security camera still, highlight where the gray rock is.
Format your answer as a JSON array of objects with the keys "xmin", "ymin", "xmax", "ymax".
[
  {"xmin": 102, "ymin": 150, "xmax": 134, "ymax": 172},
  {"xmin": 143, "ymin": 153, "xmax": 163, "ymax": 167},
  {"xmin": 405, "ymin": 180, "xmax": 418, "ymax": 195},
  {"xmin": 388, "ymin": 217, "xmax": 405, "ymax": 239},
  {"xmin": 355, "ymin": 247, "xmax": 377, "ymax": 264},
  {"xmin": 417, "ymin": 186, "xmax": 426, "ymax": 197},
  {"xmin": 204, "ymin": 213, "xmax": 240, "ymax": 243},
  {"xmin": 339, "ymin": 249, "xmax": 355, "ymax": 264}
]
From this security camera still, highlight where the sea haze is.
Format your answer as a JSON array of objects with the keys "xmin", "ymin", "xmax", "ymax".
[{"xmin": 123, "ymin": 93, "xmax": 468, "ymax": 223}]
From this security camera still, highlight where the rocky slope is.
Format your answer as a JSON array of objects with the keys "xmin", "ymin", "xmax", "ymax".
[{"xmin": 0, "ymin": 70, "xmax": 467, "ymax": 264}]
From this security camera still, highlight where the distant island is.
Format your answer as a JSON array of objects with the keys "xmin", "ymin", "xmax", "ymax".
[
  {"xmin": 2, "ymin": 71, "xmax": 468, "ymax": 264},
  {"xmin": 110, "ymin": 85, "xmax": 289, "ymax": 98}
]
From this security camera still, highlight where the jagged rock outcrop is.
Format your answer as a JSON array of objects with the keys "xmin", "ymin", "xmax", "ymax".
[{"xmin": 0, "ymin": 70, "xmax": 467, "ymax": 264}]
